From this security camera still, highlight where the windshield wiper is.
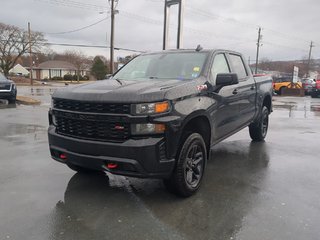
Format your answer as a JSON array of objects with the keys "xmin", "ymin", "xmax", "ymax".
[{"xmin": 114, "ymin": 78, "xmax": 123, "ymax": 85}]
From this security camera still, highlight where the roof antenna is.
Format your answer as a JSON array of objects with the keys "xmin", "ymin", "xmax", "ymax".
[{"xmin": 196, "ymin": 45, "xmax": 203, "ymax": 52}]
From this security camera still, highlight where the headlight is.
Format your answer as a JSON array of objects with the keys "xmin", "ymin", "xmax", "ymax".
[
  {"xmin": 131, "ymin": 123, "xmax": 166, "ymax": 135},
  {"xmin": 133, "ymin": 101, "xmax": 170, "ymax": 115}
]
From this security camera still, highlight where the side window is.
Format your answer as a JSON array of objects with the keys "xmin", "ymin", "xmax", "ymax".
[
  {"xmin": 211, "ymin": 54, "xmax": 230, "ymax": 85},
  {"xmin": 229, "ymin": 54, "xmax": 248, "ymax": 80}
]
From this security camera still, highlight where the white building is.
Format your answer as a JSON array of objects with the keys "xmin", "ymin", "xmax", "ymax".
[
  {"xmin": 31, "ymin": 60, "xmax": 78, "ymax": 80},
  {"xmin": 9, "ymin": 64, "xmax": 29, "ymax": 76}
]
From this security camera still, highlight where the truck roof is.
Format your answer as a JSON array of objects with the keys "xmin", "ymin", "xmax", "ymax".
[{"xmin": 140, "ymin": 48, "xmax": 242, "ymax": 56}]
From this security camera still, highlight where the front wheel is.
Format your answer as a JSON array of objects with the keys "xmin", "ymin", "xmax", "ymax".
[
  {"xmin": 249, "ymin": 106, "xmax": 269, "ymax": 141},
  {"xmin": 8, "ymin": 97, "xmax": 16, "ymax": 104},
  {"xmin": 164, "ymin": 133, "xmax": 207, "ymax": 197}
]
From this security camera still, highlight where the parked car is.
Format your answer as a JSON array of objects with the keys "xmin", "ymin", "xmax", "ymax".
[
  {"xmin": 311, "ymin": 79, "xmax": 320, "ymax": 98},
  {"xmin": 48, "ymin": 48, "xmax": 273, "ymax": 197},
  {"xmin": 301, "ymin": 78, "xmax": 316, "ymax": 95},
  {"xmin": 0, "ymin": 72, "xmax": 17, "ymax": 104},
  {"xmin": 273, "ymin": 77, "xmax": 302, "ymax": 95}
]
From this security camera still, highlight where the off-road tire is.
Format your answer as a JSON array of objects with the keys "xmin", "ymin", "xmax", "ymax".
[
  {"xmin": 249, "ymin": 106, "xmax": 269, "ymax": 141},
  {"xmin": 8, "ymin": 97, "xmax": 16, "ymax": 104},
  {"xmin": 279, "ymin": 86, "xmax": 286, "ymax": 95},
  {"xmin": 164, "ymin": 133, "xmax": 207, "ymax": 197}
]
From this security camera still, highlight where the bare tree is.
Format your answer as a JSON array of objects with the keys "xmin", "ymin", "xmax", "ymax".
[
  {"xmin": 64, "ymin": 50, "xmax": 88, "ymax": 83},
  {"xmin": 0, "ymin": 22, "xmax": 46, "ymax": 76}
]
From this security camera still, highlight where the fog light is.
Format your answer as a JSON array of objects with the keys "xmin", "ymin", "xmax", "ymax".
[{"xmin": 131, "ymin": 123, "xmax": 166, "ymax": 135}]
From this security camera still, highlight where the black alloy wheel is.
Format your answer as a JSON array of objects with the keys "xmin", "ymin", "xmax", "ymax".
[
  {"xmin": 249, "ymin": 106, "xmax": 269, "ymax": 141},
  {"xmin": 164, "ymin": 133, "xmax": 207, "ymax": 197},
  {"xmin": 184, "ymin": 144, "xmax": 204, "ymax": 188}
]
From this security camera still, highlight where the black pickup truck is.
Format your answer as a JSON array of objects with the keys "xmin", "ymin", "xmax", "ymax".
[{"xmin": 48, "ymin": 49, "xmax": 272, "ymax": 197}]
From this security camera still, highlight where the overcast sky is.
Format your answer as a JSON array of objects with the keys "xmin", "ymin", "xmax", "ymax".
[{"xmin": 1, "ymin": 0, "xmax": 320, "ymax": 62}]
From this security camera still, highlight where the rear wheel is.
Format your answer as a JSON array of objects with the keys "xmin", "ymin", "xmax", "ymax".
[
  {"xmin": 249, "ymin": 106, "xmax": 269, "ymax": 141},
  {"xmin": 279, "ymin": 86, "xmax": 286, "ymax": 95},
  {"xmin": 164, "ymin": 133, "xmax": 207, "ymax": 197}
]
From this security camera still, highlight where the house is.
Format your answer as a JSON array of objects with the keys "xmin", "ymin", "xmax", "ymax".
[
  {"xmin": 31, "ymin": 60, "xmax": 76, "ymax": 80},
  {"xmin": 9, "ymin": 64, "xmax": 29, "ymax": 76},
  {"xmin": 30, "ymin": 60, "xmax": 89, "ymax": 80}
]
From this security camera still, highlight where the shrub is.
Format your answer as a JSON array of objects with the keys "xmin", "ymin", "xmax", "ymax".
[
  {"xmin": 52, "ymin": 76, "xmax": 63, "ymax": 80},
  {"xmin": 64, "ymin": 74, "xmax": 73, "ymax": 81}
]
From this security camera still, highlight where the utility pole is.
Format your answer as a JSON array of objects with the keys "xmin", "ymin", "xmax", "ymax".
[
  {"xmin": 109, "ymin": 0, "xmax": 118, "ymax": 74},
  {"xmin": 163, "ymin": 0, "xmax": 185, "ymax": 50},
  {"xmin": 307, "ymin": 41, "xmax": 314, "ymax": 77},
  {"xmin": 28, "ymin": 22, "xmax": 33, "ymax": 86},
  {"xmin": 255, "ymin": 27, "xmax": 262, "ymax": 74}
]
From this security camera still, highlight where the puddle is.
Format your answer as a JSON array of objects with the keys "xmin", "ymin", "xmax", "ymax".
[
  {"xmin": 0, "ymin": 123, "xmax": 46, "ymax": 138},
  {"xmin": 0, "ymin": 100, "xmax": 17, "ymax": 109},
  {"xmin": 30, "ymin": 88, "xmax": 55, "ymax": 96},
  {"xmin": 273, "ymin": 100, "xmax": 320, "ymax": 118}
]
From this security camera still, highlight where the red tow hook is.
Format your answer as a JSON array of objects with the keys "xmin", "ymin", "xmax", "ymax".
[{"xmin": 107, "ymin": 163, "xmax": 118, "ymax": 169}]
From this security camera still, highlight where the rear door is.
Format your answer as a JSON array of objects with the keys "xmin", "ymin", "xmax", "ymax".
[{"xmin": 227, "ymin": 53, "xmax": 256, "ymax": 127}]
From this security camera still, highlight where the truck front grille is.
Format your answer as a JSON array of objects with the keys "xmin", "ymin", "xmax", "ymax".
[
  {"xmin": 55, "ymin": 115, "xmax": 130, "ymax": 142},
  {"xmin": 53, "ymin": 98, "xmax": 130, "ymax": 114}
]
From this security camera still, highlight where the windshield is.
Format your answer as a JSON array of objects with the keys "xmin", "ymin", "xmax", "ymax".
[
  {"xmin": 113, "ymin": 52, "xmax": 208, "ymax": 81},
  {"xmin": 0, "ymin": 72, "xmax": 7, "ymax": 81}
]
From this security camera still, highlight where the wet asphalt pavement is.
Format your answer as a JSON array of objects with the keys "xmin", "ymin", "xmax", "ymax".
[{"xmin": 1, "ymin": 86, "xmax": 320, "ymax": 240}]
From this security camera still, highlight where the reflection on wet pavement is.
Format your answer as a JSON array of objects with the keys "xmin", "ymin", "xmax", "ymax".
[
  {"xmin": 273, "ymin": 96, "xmax": 320, "ymax": 118},
  {"xmin": 48, "ymin": 141, "xmax": 269, "ymax": 240},
  {"xmin": 1, "ymin": 93, "xmax": 320, "ymax": 240},
  {"xmin": 30, "ymin": 87, "xmax": 56, "ymax": 96}
]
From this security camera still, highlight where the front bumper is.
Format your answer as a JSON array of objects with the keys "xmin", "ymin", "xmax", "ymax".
[
  {"xmin": 0, "ymin": 89, "xmax": 16, "ymax": 100},
  {"xmin": 48, "ymin": 126, "xmax": 176, "ymax": 178}
]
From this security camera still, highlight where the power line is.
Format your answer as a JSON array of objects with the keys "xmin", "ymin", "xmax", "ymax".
[
  {"xmin": 36, "ymin": 0, "xmax": 319, "ymax": 51},
  {"xmin": 263, "ymin": 41, "xmax": 308, "ymax": 53},
  {"xmin": 185, "ymin": 5, "xmax": 319, "ymax": 46},
  {"xmin": 35, "ymin": 0, "xmax": 107, "ymax": 11},
  {"xmin": 0, "ymin": 39, "xmax": 144, "ymax": 53},
  {"xmin": 45, "ymin": 16, "xmax": 109, "ymax": 35},
  {"xmin": 185, "ymin": 6, "xmax": 259, "ymax": 29},
  {"xmin": 45, "ymin": 42, "xmax": 144, "ymax": 53}
]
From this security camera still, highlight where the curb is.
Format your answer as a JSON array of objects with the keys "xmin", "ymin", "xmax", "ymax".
[{"xmin": 16, "ymin": 96, "xmax": 41, "ymax": 105}]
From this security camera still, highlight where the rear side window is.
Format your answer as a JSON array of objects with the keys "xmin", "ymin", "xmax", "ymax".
[{"xmin": 229, "ymin": 54, "xmax": 248, "ymax": 80}]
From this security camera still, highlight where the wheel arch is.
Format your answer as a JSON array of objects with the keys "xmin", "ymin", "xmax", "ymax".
[
  {"xmin": 263, "ymin": 94, "xmax": 272, "ymax": 113},
  {"xmin": 179, "ymin": 111, "xmax": 212, "ymax": 158}
]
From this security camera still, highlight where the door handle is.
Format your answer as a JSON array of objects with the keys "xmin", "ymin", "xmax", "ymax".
[
  {"xmin": 232, "ymin": 89, "xmax": 238, "ymax": 95},
  {"xmin": 250, "ymin": 85, "xmax": 255, "ymax": 90}
]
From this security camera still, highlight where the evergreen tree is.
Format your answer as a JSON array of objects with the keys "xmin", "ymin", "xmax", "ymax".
[{"xmin": 91, "ymin": 56, "xmax": 107, "ymax": 80}]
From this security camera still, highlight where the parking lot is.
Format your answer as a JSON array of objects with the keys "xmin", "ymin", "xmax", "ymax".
[{"xmin": 1, "ymin": 86, "xmax": 320, "ymax": 240}]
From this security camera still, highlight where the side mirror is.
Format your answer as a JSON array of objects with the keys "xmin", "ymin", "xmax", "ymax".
[
  {"xmin": 216, "ymin": 73, "xmax": 239, "ymax": 86},
  {"xmin": 105, "ymin": 74, "xmax": 113, "ymax": 79}
]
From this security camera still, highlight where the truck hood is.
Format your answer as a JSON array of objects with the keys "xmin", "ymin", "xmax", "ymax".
[
  {"xmin": 52, "ymin": 78, "xmax": 203, "ymax": 103},
  {"xmin": 0, "ymin": 79, "xmax": 13, "ymax": 84}
]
